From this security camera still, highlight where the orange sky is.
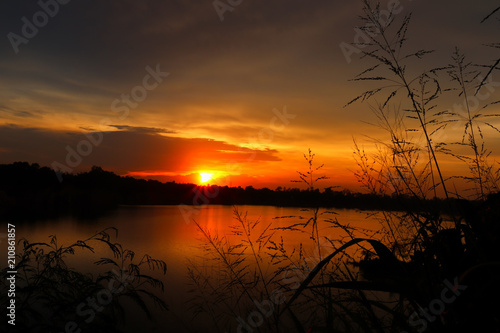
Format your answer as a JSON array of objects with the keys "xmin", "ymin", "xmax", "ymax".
[{"xmin": 0, "ymin": 1, "xmax": 499, "ymax": 192}]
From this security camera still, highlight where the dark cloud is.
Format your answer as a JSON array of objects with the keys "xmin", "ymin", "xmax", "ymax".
[
  {"xmin": 0, "ymin": 104, "xmax": 43, "ymax": 118},
  {"xmin": 107, "ymin": 125, "xmax": 176, "ymax": 134},
  {"xmin": 0, "ymin": 125, "xmax": 281, "ymax": 175}
]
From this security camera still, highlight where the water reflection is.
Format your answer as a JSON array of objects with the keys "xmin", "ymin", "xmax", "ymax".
[{"xmin": 11, "ymin": 205, "xmax": 381, "ymax": 332}]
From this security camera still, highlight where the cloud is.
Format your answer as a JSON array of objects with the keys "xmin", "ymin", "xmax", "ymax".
[
  {"xmin": 0, "ymin": 125, "xmax": 281, "ymax": 176},
  {"xmin": 107, "ymin": 125, "xmax": 177, "ymax": 134},
  {"xmin": 0, "ymin": 104, "xmax": 44, "ymax": 119}
]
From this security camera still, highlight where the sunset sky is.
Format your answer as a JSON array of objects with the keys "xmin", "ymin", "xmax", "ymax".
[{"xmin": 0, "ymin": 0, "xmax": 498, "ymax": 190}]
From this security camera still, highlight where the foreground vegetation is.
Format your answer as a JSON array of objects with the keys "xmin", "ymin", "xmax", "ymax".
[{"xmin": 0, "ymin": 228, "xmax": 168, "ymax": 333}]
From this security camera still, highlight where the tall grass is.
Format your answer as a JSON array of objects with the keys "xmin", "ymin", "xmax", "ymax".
[
  {"xmin": 187, "ymin": 2, "xmax": 500, "ymax": 332},
  {"xmin": 341, "ymin": 1, "xmax": 500, "ymax": 332},
  {"xmin": 187, "ymin": 152, "xmax": 381, "ymax": 332}
]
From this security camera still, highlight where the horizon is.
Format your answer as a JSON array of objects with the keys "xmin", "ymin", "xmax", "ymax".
[{"xmin": 0, "ymin": 160, "xmax": 339, "ymax": 192}]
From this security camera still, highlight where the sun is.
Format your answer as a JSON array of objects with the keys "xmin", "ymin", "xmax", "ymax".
[{"xmin": 199, "ymin": 172, "xmax": 213, "ymax": 184}]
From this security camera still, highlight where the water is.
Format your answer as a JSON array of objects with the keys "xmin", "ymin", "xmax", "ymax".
[{"xmin": 9, "ymin": 205, "xmax": 382, "ymax": 332}]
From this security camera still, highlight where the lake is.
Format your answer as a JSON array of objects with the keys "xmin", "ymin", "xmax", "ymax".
[{"xmin": 8, "ymin": 205, "xmax": 383, "ymax": 332}]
